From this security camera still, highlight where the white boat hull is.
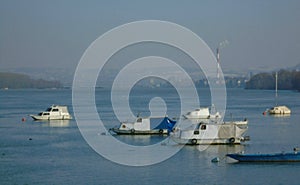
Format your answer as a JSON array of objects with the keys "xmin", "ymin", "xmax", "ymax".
[
  {"xmin": 171, "ymin": 137, "xmax": 247, "ymax": 145},
  {"xmin": 110, "ymin": 128, "xmax": 168, "ymax": 135},
  {"xmin": 30, "ymin": 114, "xmax": 72, "ymax": 120}
]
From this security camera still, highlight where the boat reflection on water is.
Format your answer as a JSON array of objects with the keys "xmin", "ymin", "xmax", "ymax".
[
  {"xmin": 41, "ymin": 120, "xmax": 70, "ymax": 127},
  {"xmin": 184, "ymin": 145, "xmax": 246, "ymax": 163},
  {"xmin": 197, "ymin": 145, "xmax": 245, "ymax": 163},
  {"xmin": 196, "ymin": 144, "xmax": 245, "ymax": 154},
  {"xmin": 271, "ymin": 113, "xmax": 291, "ymax": 118},
  {"xmin": 113, "ymin": 134, "xmax": 167, "ymax": 146}
]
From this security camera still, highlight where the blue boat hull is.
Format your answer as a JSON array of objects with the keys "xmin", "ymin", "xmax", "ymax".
[{"xmin": 227, "ymin": 152, "xmax": 300, "ymax": 162}]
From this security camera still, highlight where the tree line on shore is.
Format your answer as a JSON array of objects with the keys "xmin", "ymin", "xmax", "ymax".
[
  {"xmin": 245, "ymin": 70, "xmax": 300, "ymax": 91},
  {"xmin": 0, "ymin": 72, "xmax": 62, "ymax": 89},
  {"xmin": 2, "ymin": 70, "xmax": 300, "ymax": 91}
]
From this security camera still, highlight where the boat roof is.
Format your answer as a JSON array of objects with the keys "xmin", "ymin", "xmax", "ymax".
[
  {"xmin": 50, "ymin": 105, "xmax": 68, "ymax": 108},
  {"xmin": 194, "ymin": 107, "xmax": 209, "ymax": 110},
  {"xmin": 274, "ymin": 105, "xmax": 289, "ymax": 108},
  {"xmin": 271, "ymin": 105, "xmax": 290, "ymax": 109}
]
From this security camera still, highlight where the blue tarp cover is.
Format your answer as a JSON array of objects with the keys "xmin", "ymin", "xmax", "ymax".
[{"xmin": 153, "ymin": 117, "xmax": 176, "ymax": 132}]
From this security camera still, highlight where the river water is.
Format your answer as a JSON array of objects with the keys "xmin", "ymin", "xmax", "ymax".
[{"xmin": 1, "ymin": 88, "xmax": 300, "ymax": 185}]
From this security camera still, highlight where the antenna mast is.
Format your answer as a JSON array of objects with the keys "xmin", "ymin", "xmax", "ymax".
[
  {"xmin": 275, "ymin": 72, "xmax": 278, "ymax": 106},
  {"xmin": 216, "ymin": 47, "xmax": 220, "ymax": 80}
]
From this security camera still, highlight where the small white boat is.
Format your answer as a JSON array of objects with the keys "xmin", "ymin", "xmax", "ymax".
[
  {"xmin": 171, "ymin": 119, "xmax": 249, "ymax": 145},
  {"xmin": 30, "ymin": 105, "xmax": 72, "ymax": 120},
  {"xmin": 268, "ymin": 105, "xmax": 291, "ymax": 114},
  {"xmin": 183, "ymin": 107, "xmax": 221, "ymax": 119},
  {"xmin": 267, "ymin": 72, "xmax": 291, "ymax": 115},
  {"xmin": 110, "ymin": 116, "xmax": 176, "ymax": 135}
]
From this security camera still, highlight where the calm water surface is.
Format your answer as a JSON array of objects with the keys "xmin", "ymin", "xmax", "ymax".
[{"xmin": 1, "ymin": 88, "xmax": 300, "ymax": 185}]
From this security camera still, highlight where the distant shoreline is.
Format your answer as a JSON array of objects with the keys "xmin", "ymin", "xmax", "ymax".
[
  {"xmin": 0, "ymin": 72, "xmax": 62, "ymax": 89},
  {"xmin": 245, "ymin": 70, "xmax": 300, "ymax": 92}
]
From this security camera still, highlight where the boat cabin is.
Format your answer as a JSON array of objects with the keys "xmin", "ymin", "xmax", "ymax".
[
  {"xmin": 269, "ymin": 105, "xmax": 291, "ymax": 114},
  {"xmin": 120, "ymin": 117, "xmax": 151, "ymax": 131}
]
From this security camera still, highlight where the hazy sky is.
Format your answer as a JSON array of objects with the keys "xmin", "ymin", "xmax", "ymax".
[{"xmin": 1, "ymin": 0, "xmax": 300, "ymax": 73}]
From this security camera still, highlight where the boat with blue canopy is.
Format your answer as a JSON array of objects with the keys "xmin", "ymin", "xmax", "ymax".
[{"xmin": 110, "ymin": 116, "xmax": 176, "ymax": 135}]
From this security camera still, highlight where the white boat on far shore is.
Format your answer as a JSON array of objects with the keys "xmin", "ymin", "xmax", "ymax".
[{"xmin": 30, "ymin": 105, "xmax": 72, "ymax": 120}]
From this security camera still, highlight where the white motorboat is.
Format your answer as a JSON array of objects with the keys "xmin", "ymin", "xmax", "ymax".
[
  {"xmin": 183, "ymin": 107, "xmax": 221, "ymax": 119},
  {"xmin": 30, "ymin": 105, "xmax": 72, "ymax": 120},
  {"xmin": 171, "ymin": 119, "xmax": 249, "ymax": 145},
  {"xmin": 110, "ymin": 116, "xmax": 176, "ymax": 135}
]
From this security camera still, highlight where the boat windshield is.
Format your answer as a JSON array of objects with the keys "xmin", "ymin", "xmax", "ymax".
[{"xmin": 46, "ymin": 108, "xmax": 52, "ymax": 111}]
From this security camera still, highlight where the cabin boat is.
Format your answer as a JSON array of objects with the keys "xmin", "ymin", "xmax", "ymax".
[
  {"xmin": 30, "ymin": 105, "xmax": 72, "ymax": 120},
  {"xmin": 227, "ymin": 148, "xmax": 300, "ymax": 162},
  {"xmin": 171, "ymin": 119, "xmax": 248, "ymax": 145},
  {"xmin": 110, "ymin": 116, "xmax": 176, "ymax": 135},
  {"xmin": 267, "ymin": 72, "xmax": 291, "ymax": 115},
  {"xmin": 268, "ymin": 105, "xmax": 291, "ymax": 114},
  {"xmin": 183, "ymin": 107, "xmax": 221, "ymax": 119}
]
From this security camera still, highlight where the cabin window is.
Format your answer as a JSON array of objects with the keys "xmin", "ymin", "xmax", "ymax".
[
  {"xmin": 200, "ymin": 125, "xmax": 206, "ymax": 130},
  {"xmin": 43, "ymin": 113, "xmax": 50, "ymax": 115},
  {"xmin": 52, "ymin": 109, "xmax": 59, "ymax": 112},
  {"xmin": 137, "ymin": 118, "xmax": 142, "ymax": 122},
  {"xmin": 194, "ymin": 130, "xmax": 199, "ymax": 135}
]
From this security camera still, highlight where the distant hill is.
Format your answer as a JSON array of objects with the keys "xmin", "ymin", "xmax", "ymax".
[
  {"xmin": 245, "ymin": 70, "xmax": 300, "ymax": 91},
  {"xmin": 0, "ymin": 72, "xmax": 62, "ymax": 89}
]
